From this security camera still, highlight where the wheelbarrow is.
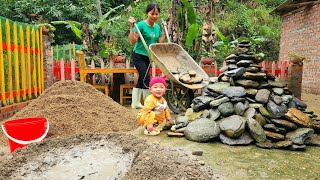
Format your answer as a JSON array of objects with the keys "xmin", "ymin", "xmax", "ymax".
[{"xmin": 134, "ymin": 21, "xmax": 209, "ymax": 113}]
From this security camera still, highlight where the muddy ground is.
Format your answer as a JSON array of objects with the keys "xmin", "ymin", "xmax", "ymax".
[{"xmin": 0, "ymin": 80, "xmax": 319, "ymax": 179}]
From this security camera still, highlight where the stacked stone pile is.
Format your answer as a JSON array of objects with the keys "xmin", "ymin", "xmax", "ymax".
[{"xmin": 169, "ymin": 41, "xmax": 320, "ymax": 150}]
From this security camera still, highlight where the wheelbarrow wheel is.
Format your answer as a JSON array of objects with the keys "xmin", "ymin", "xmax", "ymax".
[{"xmin": 165, "ymin": 81, "xmax": 194, "ymax": 114}]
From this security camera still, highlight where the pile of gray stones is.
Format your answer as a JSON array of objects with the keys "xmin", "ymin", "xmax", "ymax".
[{"xmin": 168, "ymin": 41, "xmax": 320, "ymax": 150}]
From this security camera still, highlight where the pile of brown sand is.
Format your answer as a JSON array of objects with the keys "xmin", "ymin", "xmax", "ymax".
[
  {"xmin": 0, "ymin": 133, "xmax": 215, "ymax": 179},
  {"xmin": 0, "ymin": 81, "xmax": 138, "ymax": 146}
]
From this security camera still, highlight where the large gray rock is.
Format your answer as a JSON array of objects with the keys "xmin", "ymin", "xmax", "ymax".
[
  {"xmin": 305, "ymin": 134, "xmax": 320, "ymax": 146},
  {"xmin": 267, "ymin": 100, "xmax": 288, "ymax": 118},
  {"xmin": 263, "ymin": 124, "xmax": 287, "ymax": 134},
  {"xmin": 221, "ymin": 86, "xmax": 246, "ymax": 98},
  {"xmin": 234, "ymin": 102, "xmax": 246, "ymax": 116},
  {"xmin": 285, "ymin": 128, "xmax": 314, "ymax": 145},
  {"xmin": 272, "ymin": 88, "xmax": 284, "ymax": 95},
  {"xmin": 292, "ymin": 97, "xmax": 307, "ymax": 109},
  {"xmin": 243, "ymin": 108, "xmax": 256, "ymax": 119},
  {"xmin": 218, "ymin": 102, "xmax": 235, "ymax": 117},
  {"xmin": 271, "ymin": 95, "xmax": 283, "ymax": 105},
  {"xmin": 219, "ymin": 131, "xmax": 254, "ymax": 145},
  {"xmin": 242, "ymin": 72, "xmax": 267, "ymax": 80},
  {"xmin": 235, "ymin": 79, "xmax": 260, "ymax": 88},
  {"xmin": 268, "ymin": 79, "xmax": 285, "ymax": 88},
  {"xmin": 219, "ymin": 115, "xmax": 246, "ymax": 138},
  {"xmin": 210, "ymin": 97, "xmax": 230, "ymax": 107},
  {"xmin": 207, "ymin": 82, "xmax": 230, "ymax": 94},
  {"xmin": 208, "ymin": 108, "xmax": 221, "ymax": 121},
  {"xmin": 255, "ymin": 89, "xmax": 270, "ymax": 104},
  {"xmin": 237, "ymin": 60, "xmax": 253, "ymax": 67},
  {"xmin": 224, "ymin": 67, "xmax": 246, "ymax": 78},
  {"xmin": 184, "ymin": 118, "xmax": 220, "ymax": 142},
  {"xmin": 247, "ymin": 118, "xmax": 266, "ymax": 142},
  {"xmin": 282, "ymin": 95, "xmax": 294, "ymax": 104}
]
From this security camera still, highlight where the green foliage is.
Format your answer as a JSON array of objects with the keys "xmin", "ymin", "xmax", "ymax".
[
  {"xmin": 51, "ymin": 4, "xmax": 125, "ymax": 64},
  {"xmin": 185, "ymin": 24, "xmax": 199, "ymax": 47},
  {"xmin": 51, "ymin": 21, "xmax": 82, "ymax": 39},
  {"xmin": 0, "ymin": 0, "xmax": 132, "ymax": 44},
  {"xmin": 181, "ymin": 0, "xmax": 200, "ymax": 49},
  {"xmin": 289, "ymin": 52, "xmax": 305, "ymax": 59},
  {"xmin": 214, "ymin": 0, "xmax": 282, "ymax": 62}
]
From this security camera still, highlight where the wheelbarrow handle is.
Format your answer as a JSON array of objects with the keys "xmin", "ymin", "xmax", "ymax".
[
  {"xmin": 134, "ymin": 23, "xmax": 152, "ymax": 57},
  {"xmin": 161, "ymin": 18, "xmax": 171, "ymax": 43}
]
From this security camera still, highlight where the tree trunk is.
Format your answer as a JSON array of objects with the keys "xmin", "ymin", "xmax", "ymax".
[
  {"xmin": 96, "ymin": 0, "xmax": 103, "ymax": 17},
  {"xmin": 200, "ymin": 0, "xmax": 215, "ymax": 58}
]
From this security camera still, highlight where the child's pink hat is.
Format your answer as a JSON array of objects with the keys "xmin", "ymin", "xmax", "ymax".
[{"xmin": 149, "ymin": 76, "xmax": 167, "ymax": 87}]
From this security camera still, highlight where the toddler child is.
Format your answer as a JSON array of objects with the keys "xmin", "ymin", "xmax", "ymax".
[{"xmin": 137, "ymin": 76, "xmax": 171, "ymax": 135}]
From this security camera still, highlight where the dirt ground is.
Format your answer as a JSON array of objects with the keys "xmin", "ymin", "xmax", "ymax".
[
  {"xmin": 0, "ymin": 81, "xmax": 214, "ymax": 179},
  {"xmin": 300, "ymin": 93, "xmax": 320, "ymax": 116},
  {"xmin": 0, "ymin": 133, "xmax": 214, "ymax": 180},
  {"xmin": 0, "ymin": 80, "xmax": 139, "ymax": 147},
  {"xmin": 0, "ymin": 80, "xmax": 319, "ymax": 179}
]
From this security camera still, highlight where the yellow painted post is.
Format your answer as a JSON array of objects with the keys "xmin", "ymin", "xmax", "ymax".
[
  {"xmin": 0, "ymin": 20, "xmax": 6, "ymax": 106},
  {"xmin": 20, "ymin": 25, "xmax": 26, "ymax": 101},
  {"xmin": 13, "ymin": 22, "xmax": 20, "ymax": 103},
  {"xmin": 26, "ymin": 26, "xmax": 32, "ymax": 98},
  {"xmin": 36, "ymin": 30, "xmax": 41, "ymax": 94},
  {"xmin": 32, "ymin": 28, "xmax": 37, "ymax": 97},
  {"xmin": 78, "ymin": 51, "xmax": 85, "ymax": 82},
  {"xmin": 40, "ymin": 26, "xmax": 44, "ymax": 92},
  {"xmin": 63, "ymin": 44, "xmax": 66, "ymax": 61},
  {"xmin": 6, "ymin": 20, "xmax": 13, "ymax": 104}
]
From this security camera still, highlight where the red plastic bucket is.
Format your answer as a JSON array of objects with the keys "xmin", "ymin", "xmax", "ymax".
[{"xmin": 1, "ymin": 117, "xmax": 49, "ymax": 153}]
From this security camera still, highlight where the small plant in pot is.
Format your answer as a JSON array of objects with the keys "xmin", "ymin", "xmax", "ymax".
[{"xmin": 289, "ymin": 52, "xmax": 305, "ymax": 64}]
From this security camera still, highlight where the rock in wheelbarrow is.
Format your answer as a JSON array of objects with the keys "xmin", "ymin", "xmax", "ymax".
[
  {"xmin": 189, "ymin": 76, "xmax": 203, "ymax": 84},
  {"xmin": 179, "ymin": 73, "xmax": 192, "ymax": 84},
  {"xmin": 188, "ymin": 70, "xmax": 197, "ymax": 77}
]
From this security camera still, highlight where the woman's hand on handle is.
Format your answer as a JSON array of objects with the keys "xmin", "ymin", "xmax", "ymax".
[
  {"xmin": 128, "ymin": 16, "xmax": 136, "ymax": 28},
  {"xmin": 158, "ymin": 19, "xmax": 167, "ymax": 43},
  {"xmin": 128, "ymin": 17, "xmax": 139, "ymax": 45}
]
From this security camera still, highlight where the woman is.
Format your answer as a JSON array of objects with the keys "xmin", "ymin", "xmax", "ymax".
[{"xmin": 128, "ymin": 2, "xmax": 166, "ymax": 109}]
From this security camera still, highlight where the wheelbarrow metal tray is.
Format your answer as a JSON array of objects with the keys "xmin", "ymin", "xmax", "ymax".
[{"xmin": 149, "ymin": 43, "xmax": 209, "ymax": 90}]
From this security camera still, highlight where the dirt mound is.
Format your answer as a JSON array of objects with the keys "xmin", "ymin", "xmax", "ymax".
[
  {"xmin": 0, "ymin": 133, "xmax": 214, "ymax": 179},
  {"xmin": 0, "ymin": 81, "xmax": 138, "ymax": 146}
]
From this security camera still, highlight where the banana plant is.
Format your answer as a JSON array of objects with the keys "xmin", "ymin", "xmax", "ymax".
[
  {"xmin": 51, "ymin": 21, "xmax": 82, "ymax": 39},
  {"xmin": 181, "ymin": 0, "xmax": 199, "ymax": 48}
]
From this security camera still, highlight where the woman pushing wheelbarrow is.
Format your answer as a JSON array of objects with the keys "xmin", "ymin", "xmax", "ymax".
[
  {"xmin": 128, "ymin": 2, "xmax": 167, "ymax": 109},
  {"xmin": 128, "ymin": 3, "xmax": 209, "ymax": 114}
]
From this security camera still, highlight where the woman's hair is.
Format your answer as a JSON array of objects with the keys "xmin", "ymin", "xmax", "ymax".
[{"xmin": 146, "ymin": 2, "xmax": 160, "ymax": 14}]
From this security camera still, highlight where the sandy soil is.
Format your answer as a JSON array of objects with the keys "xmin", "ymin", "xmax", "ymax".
[
  {"xmin": 0, "ymin": 81, "xmax": 214, "ymax": 179},
  {"xmin": 0, "ymin": 133, "xmax": 214, "ymax": 180},
  {"xmin": 0, "ymin": 81, "xmax": 139, "ymax": 147}
]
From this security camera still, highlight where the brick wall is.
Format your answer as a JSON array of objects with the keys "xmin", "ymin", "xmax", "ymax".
[{"xmin": 279, "ymin": 3, "xmax": 320, "ymax": 94}]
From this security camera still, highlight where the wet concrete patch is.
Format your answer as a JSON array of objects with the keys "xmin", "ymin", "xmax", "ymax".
[{"xmin": 21, "ymin": 143, "xmax": 134, "ymax": 179}]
